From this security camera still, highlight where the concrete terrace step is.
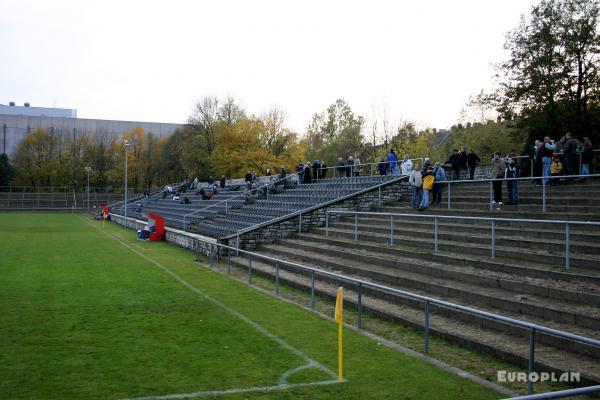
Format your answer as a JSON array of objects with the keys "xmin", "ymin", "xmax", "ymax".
[
  {"xmin": 298, "ymin": 231, "xmax": 600, "ymax": 286},
  {"xmin": 263, "ymin": 240, "xmax": 600, "ymax": 331},
  {"xmin": 226, "ymin": 256, "xmax": 600, "ymax": 384}
]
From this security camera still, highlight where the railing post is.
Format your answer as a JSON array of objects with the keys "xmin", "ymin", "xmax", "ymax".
[
  {"xmin": 227, "ymin": 252, "xmax": 231, "ymax": 275},
  {"xmin": 565, "ymin": 222, "xmax": 570, "ymax": 270},
  {"xmin": 236, "ymin": 231, "xmax": 240, "ymax": 256},
  {"xmin": 489, "ymin": 180, "xmax": 493, "ymax": 210},
  {"xmin": 579, "ymin": 151, "xmax": 582, "ymax": 175},
  {"xmin": 225, "ymin": 199, "xmax": 228, "ymax": 215},
  {"xmin": 354, "ymin": 214, "xmax": 358, "ymax": 241},
  {"xmin": 298, "ymin": 213, "xmax": 302, "ymax": 234},
  {"xmin": 447, "ymin": 181, "xmax": 451, "ymax": 209},
  {"xmin": 183, "ymin": 216, "xmax": 186, "ymax": 232},
  {"xmin": 325, "ymin": 212, "xmax": 329, "ymax": 237},
  {"xmin": 389, "ymin": 215, "xmax": 394, "ymax": 246},
  {"xmin": 530, "ymin": 159, "xmax": 534, "ymax": 178},
  {"xmin": 209, "ymin": 244, "xmax": 214, "ymax": 268},
  {"xmin": 378, "ymin": 185, "xmax": 381, "ymax": 206},
  {"xmin": 491, "ymin": 220, "xmax": 496, "ymax": 259},
  {"xmin": 357, "ymin": 282, "xmax": 363, "ymax": 329},
  {"xmin": 275, "ymin": 261, "xmax": 280, "ymax": 296},
  {"xmin": 248, "ymin": 254, "xmax": 252, "ymax": 284},
  {"xmin": 528, "ymin": 328, "xmax": 536, "ymax": 395},
  {"xmin": 434, "ymin": 217, "xmax": 439, "ymax": 253},
  {"xmin": 424, "ymin": 301, "xmax": 430, "ymax": 355},
  {"xmin": 542, "ymin": 180, "xmax": 547, "ymax": 212},
  {"xmin": 310, "ymin": 270, "xmax": 315, "ymax": 310}
]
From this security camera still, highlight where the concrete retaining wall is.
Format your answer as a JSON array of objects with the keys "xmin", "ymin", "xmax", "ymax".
[{"xmin": 109, "ymin": 213, "xmax": 216, "ymax": 255}]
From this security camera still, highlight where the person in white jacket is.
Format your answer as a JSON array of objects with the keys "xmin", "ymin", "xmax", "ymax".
[
  {"xmin": 408, "ymin": 164, "xmax": 422, "ymax": 209},
  {"xmin": 401, "ymin": 156, "xmax": 414, "ymax": 176}
]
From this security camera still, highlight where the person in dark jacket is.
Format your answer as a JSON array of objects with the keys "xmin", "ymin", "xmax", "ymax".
[
  {"xmin": 345, "ymin": 156, "xmax": 354, "ymax": 178},
  {"xmin": 296, "ymin": 162, "xmax": 305, "ymax": 184},
  {"xmin": 312, "ymin": 160, "xmax": 322, "ymax": 181},
  {"xmin": 563, "ymin": 132, "xmax": 578, "ymax": 179},
  {"xmin": 467, "ymin": 151, "xmax": 481, "ymax": 180},
  {"xmin": 505, "ymin": 157, "xmax": 519, "ymax": 205},
  {"xmin": 335, "ymin": 158, "xmax": 346, "ymax": 178},
  {"xmin": 447, "ymin": 149, "xmax": 462, "ymax": 180},
  {"xmin": 320, "ymin": 162, "xmax": 328, "ymax": 179},
  {"xmin": 219, "ymin": 175, "xmax": 226, "ymax": 189},
  {"xmin": 303, "ymin": 162, "xmax": 312, "ymax": 184},
  {"xmin": 378, "ymin": 156, "xmax": 388, "ymax": 175},
  {"xmin": 245, "ymin": 171, "xmax": 252, "ymax": 183}
]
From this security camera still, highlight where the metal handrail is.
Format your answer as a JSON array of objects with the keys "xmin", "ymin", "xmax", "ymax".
[
  {"xmin": 224, "ymin": 175, "xmax": 409, "ymax": 242},
  {"xmin": 427, "ymin": 173, "xmax": 600, "ymax": 212},
  {"xmin": 504, "ymin": 385, "xmax": 600, "ymax": 399},
  {"xmin": 325, "ymin": 210, "xmax": 600, "ymax": 270},
  {"xmin": 199, "ymin": 239, "xmax": 600, "ymax": 396},
  {"xmin": 182, "ymin": 172, "xmax": 302, "ymax": 231}
]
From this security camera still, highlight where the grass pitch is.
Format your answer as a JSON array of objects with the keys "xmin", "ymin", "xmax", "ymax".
[{"xmin": 0, "ymin": 213, "xmax": 503, "ymax": 399}]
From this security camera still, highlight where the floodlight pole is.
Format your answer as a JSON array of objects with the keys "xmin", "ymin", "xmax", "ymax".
[
  {"xmin": 124, "ymin": 140, "xmax": 130, "ymax": 228},
  {"xmin": 84, "ymin": 166, "xmax": 92, "ymax": 211}
]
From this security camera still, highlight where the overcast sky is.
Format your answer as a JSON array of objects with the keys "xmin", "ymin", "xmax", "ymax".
[{"xmin": 0, "ymin": 0, "xmax": 538, "ymax": 133}]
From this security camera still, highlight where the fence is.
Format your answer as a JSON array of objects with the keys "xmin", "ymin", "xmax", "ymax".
[
  {"xmin": 431, "ymin": 173, "xmax": 600, "ymax": 213},
  {"xmin": 325, "ymin": 210, "xmax": 600, "ymax": 270},
  {"xmin": 196, "ymin": 239, "xmax": 600, "ymax": 396}
]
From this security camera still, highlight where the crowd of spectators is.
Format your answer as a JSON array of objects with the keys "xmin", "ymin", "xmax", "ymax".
[{"xmin": 530, "ymin": 133, "xmax": 594, "ymax": 184}]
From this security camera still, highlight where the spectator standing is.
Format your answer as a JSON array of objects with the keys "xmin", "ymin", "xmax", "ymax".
[
  {"xmin": 459, "ymin": 146, "xmax": 468, "ymax": 170},
  {"xmin": 550, "ymin": 155, "xmax": 563, "ymax": 184},
  {"xmin": 563, "ymin": 132, "xmax": 578, "ymax": 178},
  {"xmin": 296, "ymin": 162, "xmax": 305, "ymax": 184},
  {"xmin": 321, "ymin": 162, "xmax": 328, "ymax": 179},
  {"xmin": 542, "ymin": 137, "xmax": 556, "ymax": 185},
  {"xmin": 419, "ymin": 165, "xmax": 434, "ymax": 211},
  {"xmin": 432, "ymin": 161, "xmax": 446, "ymax": 204},
  {"xmin": 312, "ymin": 160, "xmax": 321, "ymax": 181},
  {"xmin": 467, "ymin": 150, "xmax": 481, "ymax": 180},
  {"xmin": 409, "ymin": 164, "xmax": 423, "ymax": 209},
  {"xmin": 387, "ymin": 149, "xmax": 399, "ymax": 176},
  {"xmin": 378, "ymin": 156, "xmax": 388, "ymax": 176},
  {"xmin": 447, "ymin": 149, "xmax": 462, "ymax": 180},
  {"xmin": 219, "ymin": 175, "xmax": 226, "ymax": 189},
  {"xmin": 490, "ymin": 151, "xmax": 506, "ymax": 209},
  {"xmin": 505, "ymin": 157, "xmax": 519, "ymax": 205},
  {"xmin": 582, "ymin": 137, "xmax": 593, "ymax": 176},
  {"xmin": 401, "ymin": 155, "xmax": 413, "ymax": 176},
  {"xmin": 353, "ymin": 157, "xmax": 361, "ymax": 176},
  {"xmin": 335, "ymin": 157, "xmax": 346, "ymax": 178},
  {"xmin": 345, "ymin": 156, "xmax": 354, "ymax": 177},
  {"xmin": 422, "ymin": 158, "xmax": 432, "ymax": 173},
  {"xmin": 303, "ymin": 162, "xmax": 313, "ymax": 184},
  {"xmin": 245, "ymin": 171, "xmax": 252, "ymax": 183}
]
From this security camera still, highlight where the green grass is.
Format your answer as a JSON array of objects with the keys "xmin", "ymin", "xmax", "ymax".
[{"xmin": 0, "ymin": 213, "xmax": 503, "ymax": 399}]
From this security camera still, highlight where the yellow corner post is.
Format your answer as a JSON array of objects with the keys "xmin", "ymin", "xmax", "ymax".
[{"xmin": 334, "ymin": 286, "xmax": 344, "ymax": 383}]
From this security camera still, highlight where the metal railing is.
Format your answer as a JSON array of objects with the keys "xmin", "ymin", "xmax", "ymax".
[
  {"xmin": 182, "ymin": 172, "xmax": 302, "ymax": 231},
  {"xmin": 325, "ymin": 211, "xmax": 600, "ymax": 270},
  {"xmin": 195, "ymin": 239, "xmax": 600, "ymax": 396},
  {"xmin": 429, "ymin": 173, "xmax": 600, "ymax": 213},
  {"xmin": 504, "ymin": 385, "xmax": 600, "ymax": 399}
]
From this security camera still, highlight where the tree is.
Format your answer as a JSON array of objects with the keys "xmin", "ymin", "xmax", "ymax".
[
  {"xmin": 496, "ymin": 0, "xmax": 600, "ymax": 143},
  {"xmin": 305, "ymin": 99, "xmax": 365, "ymax": 164},
  {"xmin": 0, "ymin": 153, "xmax": 14, "ymax": 186}
]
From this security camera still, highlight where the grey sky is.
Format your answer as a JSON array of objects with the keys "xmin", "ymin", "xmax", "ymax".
[{"xmin": 1, "ymin": 0, "xmax": 538, "ymax": 133}]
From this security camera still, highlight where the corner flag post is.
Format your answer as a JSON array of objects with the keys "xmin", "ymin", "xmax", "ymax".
[{"xmin": 335, "ymin": 287, "xmax": 344, "ymax": 383}]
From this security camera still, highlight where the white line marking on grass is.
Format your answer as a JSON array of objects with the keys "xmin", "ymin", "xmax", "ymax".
[
  {"xmin": 79, "ymin": 218, "xmax": 340, "ymax": 399},
  {"xmin": 119, "ymin": 379, "xmax": 341, "ymax": 400}
]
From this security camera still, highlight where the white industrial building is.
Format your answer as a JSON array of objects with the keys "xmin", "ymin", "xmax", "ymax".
[{"xmin": 1, "ymin": 102, "xmax": 182, "ymax": 156}]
